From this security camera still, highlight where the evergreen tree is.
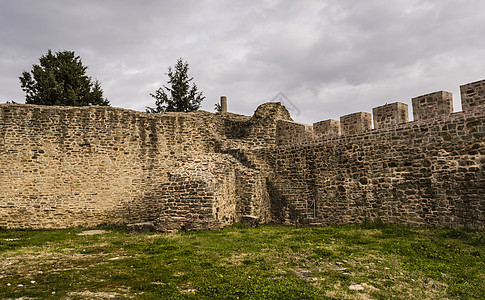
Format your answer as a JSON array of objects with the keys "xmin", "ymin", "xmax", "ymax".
[
  {"xmin": 19, "ymin": 50, "xmax": 109, "ymax": 106},
  {"xmin": 214, "ymin": 102, "xmax": 222, "ymax": 113},
  {"xmin": 147, "ymin": 58, "xmax": 204, "ymax": 113}
]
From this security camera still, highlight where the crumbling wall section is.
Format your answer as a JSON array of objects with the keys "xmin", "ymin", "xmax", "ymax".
[
  {"xmin": 152, "ymin": 153, "xmax": 270, "ymax": 232},
  {"xmin": 244, "ymin": 102, "xmax": 293, "ymax": 146},
  {"xmin": 0, "ymin": 103, "xmax": 278, "ymax": 229}
]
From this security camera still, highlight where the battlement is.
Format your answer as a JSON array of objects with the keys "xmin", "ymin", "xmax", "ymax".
[
  {"xmin": 276, "ymin": 120, "xmax": 313, "ymax": 145},
  {"xmin": 340, "ymin": 112, "xmax": 372, "ymax": 136},
  {"xmin": 372, "ymin": 102, "xmax": 408, "ymax": 129},
  {"xmin": 460, "ymin": 79, "xmax": 485, "ymax": 112},
  {"xmin": 276, "ymin": 79, "xmax": 485, "ymax": 146},
  {"xmin": 412, "ymin": 91, "xmax": 453, "ymax": 121},
  {"xmin": 313, "ymin": 119, "xmax": 340, "ymax": 139}
]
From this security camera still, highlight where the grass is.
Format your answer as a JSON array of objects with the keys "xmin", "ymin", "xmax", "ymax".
[{"xmin": 0, "ymin": 223, "xmax": 484, "ymax": 299}]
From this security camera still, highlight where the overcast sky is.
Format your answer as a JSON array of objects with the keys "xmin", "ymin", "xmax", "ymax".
[{"xmin": 1, "ymin": 0, "xmax": 484, "ymax": 124}]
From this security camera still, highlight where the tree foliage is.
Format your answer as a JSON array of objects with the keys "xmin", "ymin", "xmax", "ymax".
[
  {"xmin": 214, "ymin": 102, "xmax": 222, "ymax": 113},
  {"xmin": 147, "ymin": 58, "xmax": 204, "ymax": 113},
  {"xmin": 19, "ymin": 50, "xmax": 109, "ymax": 106}
]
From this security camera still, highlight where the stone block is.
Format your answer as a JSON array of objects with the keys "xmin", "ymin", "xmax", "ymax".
[
  {"xmin": 412, "ymin": 91, "xmax": 453, "ymax": 121},
  {"xmin": 313, "ymin": 119, "xmax": 341, "ymax": 139},
  {"xmin": 276, "ymin": 120, "xmax": 313, "ymax": 145},
  {"xmin": 126, "ymin": 222, "xmax": 155, "ymax": 234},
  {"xmin": 240, "ymin": 215, "xmax": 260, "ymax": 227},
  {"xmin": 340, "ymin": 112, "xmax": 372, "ymax": 136},
  {"xmin": 372, "ymin": 102, "xmax": 409, "ymax": 129},
  {"xmin": 460, "ymin": 79, "xmax": 485, "ymax": 112}
]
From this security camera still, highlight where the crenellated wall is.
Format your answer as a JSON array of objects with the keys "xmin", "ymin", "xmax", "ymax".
[
  {"xmin": 267, "ymin": 79, "xmax": 485, "ymax": 228},
  {"xmin": 264, "ymin": 111, "xmax": 485, "ymax": 228},
  {"xmin": 1, "ymin": 79, "xmax": 484, "ymax": 230},
  {"xmin": 276, "ymin": 79, "xmax": 485, "ymax": 144}
]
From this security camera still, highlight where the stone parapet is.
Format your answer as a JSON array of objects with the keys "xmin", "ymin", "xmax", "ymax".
[
  {"xmin": 313, "ymin": 119, "xmax": 341, "ymax": 140},
  {"xmin": 276, "ymin": 120, "xmax": 314, "ymax": 145},
  {"xmin": 372, "ymin": 102, "xmax": 408, "ymax": 129},
  {"xmin": 412, "ymin": 91, "xmax": 453, "ymax": 121},
  {"xmin": 460, "ymin": 79, "xmax": 485, "ymax": 112},
  {"xmin": 340, "ymin": 112, "xmax": 372, "ymax": 136}
]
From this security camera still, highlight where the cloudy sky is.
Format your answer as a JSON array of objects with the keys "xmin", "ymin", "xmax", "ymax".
[{"xmin": 1, "ymin": 0, "xmax": 484, "ymax": 124}]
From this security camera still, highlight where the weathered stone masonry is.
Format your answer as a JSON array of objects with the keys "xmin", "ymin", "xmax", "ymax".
[
  {"xmin": 266, "ymin": 79, "xmax": 484, "ymax": 228},
  {"xmin": 1, "ymin": 79, "xmax": 484, "ymax": 229},
  {"xmin": 264, "ymin": 111, "xmax": 485, "ymax": 228},
  {"xmin": 0, "ymin": 102, "xmax": 287, "ymax": 229}
]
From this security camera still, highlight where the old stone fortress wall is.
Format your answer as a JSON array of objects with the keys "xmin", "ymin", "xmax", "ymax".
[{"xmin": 1, "ymin": 79, "xmax": 484, "ymax": 230}]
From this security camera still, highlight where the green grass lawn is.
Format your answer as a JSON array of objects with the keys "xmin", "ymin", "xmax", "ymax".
[{"xmin": 0, "ymin": 223, "xmax": 484, "ymax": 299}]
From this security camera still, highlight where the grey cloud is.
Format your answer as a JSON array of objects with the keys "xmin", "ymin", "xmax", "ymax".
[{"xmin": 1, "ymin": 0, "xmax": 485, "ymax": 124}]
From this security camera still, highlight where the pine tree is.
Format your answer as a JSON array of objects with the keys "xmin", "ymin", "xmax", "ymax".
[
  {"xmin": 214, "ymin": 102, "xmax": 222, "ymax": 113},
  {"xmin": 147, "ymin": 58, "xmax": 204, "ymax": 113},
  {"xmin": 19, "ymin": 50, "xmax": 109, "ymax": 106}
]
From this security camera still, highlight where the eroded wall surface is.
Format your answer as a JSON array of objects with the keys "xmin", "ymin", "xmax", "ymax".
[
  {"xmin": 0, "ymin": 105, "xmax": 210, "ymax": 227},
  {"xmin": 0, "ymin": 102, "xmax": 289, "ymax": 229}
]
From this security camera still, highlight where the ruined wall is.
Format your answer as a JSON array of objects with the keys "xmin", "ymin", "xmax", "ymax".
[
  {"xmin": 0, "ymin": 101, "xmax": 291, "ymax": 229},
  {"xmin": 153, "ymin": 153, "xmax": 271, "ymax": 232},
  {"xmin": 0, "ymin": 103, "xmax": 282, "ymax": 229}
]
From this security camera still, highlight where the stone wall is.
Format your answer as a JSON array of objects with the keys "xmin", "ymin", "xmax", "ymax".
[
  {"xmin": 0, "ymin": 103, "xmax": 285, "ymax": 229},
  {"xmin": 1, "ymin": 79, "xmax": 484, "ymax": 230},
  {"xmin": 0, "ymin": 105, "xmax": 209, "ymax": 228},
  {"xmin": 412, "ymin": 91, "xmax": 453, "ymax": 121},
  {"xmin": 264, "ymin": 79, "xmax": 485, "ymax": 229},
  {"xmin": 262, "ymin": 111, "xmax": 485, "ymax": 228},
  {"xmin": 461, "ymin": 79, "xmax": 485, "ymax": 112}
]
